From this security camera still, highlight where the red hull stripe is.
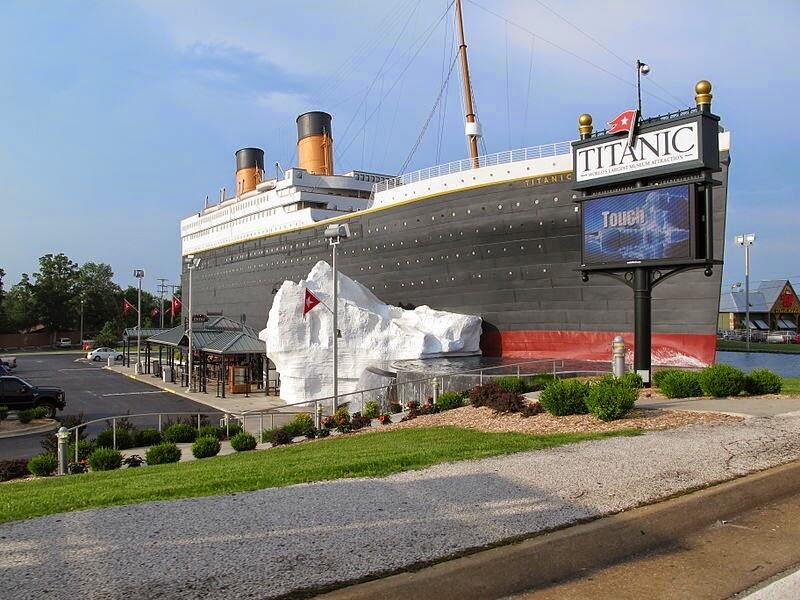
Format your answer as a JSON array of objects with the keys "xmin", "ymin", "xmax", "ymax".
[{"xmin": 481, "ymin": 330, "xmax": 717, "ymax": 366}]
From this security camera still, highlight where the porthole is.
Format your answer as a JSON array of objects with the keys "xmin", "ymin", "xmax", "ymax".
[{"xmin": 498, "ymin": 204, "xmax": 503, "ymax": 210}]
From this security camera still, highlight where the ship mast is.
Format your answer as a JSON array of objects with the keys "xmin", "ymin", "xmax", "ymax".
[{"xmin": 455, "ymin": 0, "xmax": 481, "ymax": 164}]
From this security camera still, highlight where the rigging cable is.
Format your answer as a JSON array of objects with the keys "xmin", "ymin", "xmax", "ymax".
[
  {"xmin": 505, "ymin": 20, "xmax": 511, "ymax": 149},
  {"xmin": 465, "ymin": 0, "xmax": 682, "ymax": 111},
  {"xmin": 398, "ymin": 54, "xmax": 460, "ymax": 175},
  {"xmin": 531, "ymin": 0, "xmax": 689, "ymax": 108},
  {"xmin": 337, "ymin": 1, "xmax": 455, "ymax": 160},
  {"xmin": 521, "ymin": 37, "xmax": 534, "ymax": 148}
]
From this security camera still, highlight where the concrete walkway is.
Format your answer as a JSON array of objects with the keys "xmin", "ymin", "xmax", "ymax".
[
  {"xmin": 3, "ymin": 414, "xmax": 800, "ymax": 599},
  {"xmin": 104, "ymin": 363, "xmax": 285, "ymax": 414},
  {"xmin": 638, "ymin": 395, "xmax": 800, "ymax": 418}
]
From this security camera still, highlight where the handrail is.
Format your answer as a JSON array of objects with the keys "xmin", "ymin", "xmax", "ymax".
[
  {"xmin": 239, "ymin": 358, "xmax": 563, "ymax": 416},
  {"xmin": 372, "ymin": 142, "xmax": 572, "ymax": 194}
]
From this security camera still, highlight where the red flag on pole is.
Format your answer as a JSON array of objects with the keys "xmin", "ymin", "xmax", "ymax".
[
  {"xmin": 303, "ymin": 289, "xmax": 320, "ymax": 317},
  {"xmin": 170, "ymin": 295, "xmax": 182, "ymax": 318},
  {"xmin": 606, "ymin": 109, "xmax": 638, "ymax": 135},
  {"xmin": 151, "ymin": 307, "xmax": 160, "ymax": 317},
  {"xmin": 123, "ymin": 299, "xmax": 135, "ymax": 315}
]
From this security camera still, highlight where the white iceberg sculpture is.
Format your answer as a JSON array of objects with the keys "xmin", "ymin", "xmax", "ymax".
[{"xmin": 259, "ymin": 261, "xmax": 482, "ymax": 403}]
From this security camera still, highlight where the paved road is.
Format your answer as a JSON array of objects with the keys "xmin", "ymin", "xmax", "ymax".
[{"xmin": 0, "ymin": 354, "xmax": 214, "ymax": 460}]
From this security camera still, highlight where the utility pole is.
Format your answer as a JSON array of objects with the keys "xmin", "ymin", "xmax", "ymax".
[
  {"xmin": 134, "ymin": 269, "xmax": 145, "ymax": 372},
  {"xmin": 156, "ymin": 278, "xmax": 169, "ymax": 329}
]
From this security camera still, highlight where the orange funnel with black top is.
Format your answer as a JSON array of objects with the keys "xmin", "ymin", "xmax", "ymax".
[
  {"xmin": 235, "ymin": 147, "xmax": 264, "ymax": 195},
  {"xmin": 296, "ymin": 111, "xmax": 333, "ymax": 175}
]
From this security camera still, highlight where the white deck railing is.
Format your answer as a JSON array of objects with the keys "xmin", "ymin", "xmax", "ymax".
[{"xmin": 372, "ymin": 141, "xmax": 573, "ymax": 194}]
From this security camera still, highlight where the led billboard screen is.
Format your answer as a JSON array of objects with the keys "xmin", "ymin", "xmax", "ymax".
[{"xmin": 582, "ymin": 185, "xmax": 692, "ymax": 265}]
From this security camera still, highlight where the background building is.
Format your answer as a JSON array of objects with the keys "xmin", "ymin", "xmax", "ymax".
[{"xmin": 718, "ymin": 280, "xmax": 799, "ymax": 332}]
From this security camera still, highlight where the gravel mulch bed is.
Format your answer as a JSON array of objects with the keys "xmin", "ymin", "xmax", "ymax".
[{"xmin": 382, "ymin": 405, "xmax": 740, "ymax": 435}]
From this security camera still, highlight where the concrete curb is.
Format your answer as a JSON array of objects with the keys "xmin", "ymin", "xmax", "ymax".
[
  {"xmin": 0, "ymin": 419, "xmax": 59, "ymax": 439},
  {"xmin": 318, "ymin": 459, "xmax": 800, "ymax": 600}
]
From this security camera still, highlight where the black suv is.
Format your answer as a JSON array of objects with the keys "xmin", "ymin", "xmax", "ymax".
[{"xmin": 0, "ymin": 376, "xmax": 66, "ymax": 418}]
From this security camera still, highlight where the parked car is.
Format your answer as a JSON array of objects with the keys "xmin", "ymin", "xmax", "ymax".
[
  {"xmin": 55, "ymin": 338, "xmax": 73, "ymax": 348},
  {"xmin": 793, "ymin": 334, "xmax": 800, "ymax": 344},
  {"xmin": 0, "ymin": 375, "xmax": 66, "ymax": 418},
  {"xmin": 766, "ymin": 331, "xmax": 793, "ymax": 344},
  {"xmin": 0, "ymin": 356, "xmax": 17, "ymax": 369},
  {"xmin": 86, "ymin": 347, "xmax": 124, "ymax": 362},
  {"xmin": 0, "ymin": 364, "xmax": 11, "ymax": 376}
]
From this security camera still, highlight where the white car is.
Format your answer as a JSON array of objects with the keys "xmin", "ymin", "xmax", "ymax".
[
  {"xmin": 0, "ymin": 356, "xmax": 17, "ymax": 369},
  {"xmin": 87, "ymin": 347, "xmax": 124, "ymax": 362}
]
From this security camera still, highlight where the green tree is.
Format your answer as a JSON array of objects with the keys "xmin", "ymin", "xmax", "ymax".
[
  {"xmin": 0, "ymin": 267, "xmax": 7, "ymax": 332},
  {"xmin": 32, "ymin": 254, "xmax": 80, "ymax": 338},
  {"xmin": 95, "ymin": 321, "xmax": 120, "ymax": 348},
  {"xmin": 3, "ymin": 274, "xmax": 39, "ymax": 332},
  {"xmin": 77, "ymin": 262, "xmax": 122, "ymax": 335}
]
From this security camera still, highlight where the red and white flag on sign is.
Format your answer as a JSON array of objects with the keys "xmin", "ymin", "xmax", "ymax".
[
  {"xmin": 171, "ymin": 295, "xmax": 182, "ymax": 318},
  {"xmin": 303, "ymin": 289, "xmax": 321, "ymax": 317},
  {"xmin": 607, "ymin": 109, "xmax": 638, "ymax": 135},
  {"xmin": 122, "ymin": 299, "xmax": 135, "ymax": 315}
]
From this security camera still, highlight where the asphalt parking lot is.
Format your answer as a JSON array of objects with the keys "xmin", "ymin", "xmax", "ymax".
[{"xmin": 1, "ymin": 353, "xmax": 213, "ymax": 460}]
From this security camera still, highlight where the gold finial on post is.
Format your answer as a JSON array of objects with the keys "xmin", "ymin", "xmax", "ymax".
[
  {"xmin": 578, "ymin": 114, "xmax": 593, "ymax": 139},
  {"xmin": 695, "ymin": 80, "xmax": 712, "ymax": 111}
]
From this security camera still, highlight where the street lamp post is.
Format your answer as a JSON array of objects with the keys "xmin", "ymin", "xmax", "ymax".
[
  {"xmin": 134, "ymin": 269, "xmax": 145, "ymax": 372},
  {"xmin": 635, "ymin": 59, "xmax": 650, "ymax": 116},
  {"xmin": 735, "ymin": 234, "xmax": 756, "ymax": 351},
  {"xmin": 186, "ymin": 256, "xmax": 201, "ymax": 392},
  {"xmin": 324, "ymin": 223, "xmax": 350, "ymax": 411},
  {"xmin": 79, "ymin": 298, "xmax": 84, "ymax": 350}
]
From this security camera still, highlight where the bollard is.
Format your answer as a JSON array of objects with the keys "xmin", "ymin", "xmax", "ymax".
[
  {"xmin": 612, "ymin": 336, "xmax": 626, "ymax": 378},
  {"xmin": 432, "ymin": 377, "xmax": 439, "ymax": 404},
  {"xmin": 57, "ymin": 427, "xmax": 69, "ymax": 475},
  {"xmin": 315, "ymin": 402, "xmax": 323, "ymax": 429},
  {"xmin": 107, "ymin": 356, "xmax": 114, "ymax": 367}
]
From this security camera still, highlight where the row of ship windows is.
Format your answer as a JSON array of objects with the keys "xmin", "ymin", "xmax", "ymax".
[
  {"xmin": 195, "ymin": 266, "xmax": 559, "ymax": 294},
  {"xmin": 186, "ymin": 194, "xmax": 575, "ymax": 254}
]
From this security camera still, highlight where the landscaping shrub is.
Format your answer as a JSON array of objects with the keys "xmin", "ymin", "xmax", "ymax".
[
  {"xmin": 497, "ymin": 376, "xmax": 528, "ymax": 394},
  {"xmin": 27, "ymin": 454, "xmax": 57, "ymax": 477},
  {"xmin": 334, "ymin": 407, "xmax": 351, "ymax": 433},
  {"xmin": 134, "ymin": 428, "xmax": 162, "ymax": 447},
  {"xmin": 230, "ymin": 431, "xmax": 257, "ymax": 452},
  {"xmin": 526, "ymin": 374, "xmax": 557, "ymax": 391},
  {"xmin": 145, "ymin": 442, "xmax": 182, "ymax": 465},
  {"xmin": 743, "ymin": 368, "xmax": 783, "ymax": 395},
  {"xmin": 699, "ymin": 364, "xmax": 745, "ymax": 398},
  {"xmin": 225, "ymin": 422, "xmax": 243, "ymax": 438},
  {"xmin": 163, "ymin": 423, "xmax": 197, "ymax": 444},
  {"xmin": 389, "ymin": 403, "xmax": 402, "ymax": 414},
  {"xmin": 321, "ymin": 415, "xmax": 336, "ymax": 430},
  {"xmin": 586, "ymin": 376, "xmax": 639, "ymax": 421},
  {"xmin": 95, "ymin": 427, "xmax": 134, "ymax": 450},
  {"xmin": 192, "ymin": 435, "xmax": 221, "ymax": 459},
  {"xmin": 436, "ymin": 391, "xmax": 464, "ymax": 411},
  {"xmin": 32, "ymin": 406, "xmax": 49, "ymax": 419},
  {"xmin": 198, "ymin": 425, "xmax": 224, "ymax": 440},
  {"xmin": 18, "ymin": 409, "xmax": 35, "ymax": 424},
  {"xmin": 68, "ymin": 439, "xmax": 96, "ymax": 461},
  {"xmin": 619, "ymin": 371, "xmax": 644, "ymax": 389},
  {"xmin": 68, "ymin": 461, "xmax": 88, "ymax": 474},
  {"xmin": 0, "ymin": 406, "xmax": 8, "ymax": 421},
  {"xmin": 658, "ymin": 371, "xmax": 702, "ymax": 399},
  {"xmin": 0, "ymin": 458, "xmax": 29, "ymax": 481},
  {"xmin": 468, "ymin": 382, "xmax": 535, "ymax": 414},
  {"xmin": 364, "ymin": 401, "xmax": 380, "ymax": 419},
  {"xmin": 88, "ymin": 447, "xmax": 123, "ymax": 471},
  {"xmin": 123, "ymin": 455, "xmax": 145, "ymax": 468},
  {"xmin": 538, "ymin": 379, "xmax": 590, "ymax": 416},
  {"xmin": 269, "ymin": 428, "xmax": 293, "ymax": 446},
  {"xmin": 653, "ymin": 368, "xmax": 684, "ymax": 389},
  {"xmin": 284, "ymin": 413, "xmax": 315, "ymax": 438},
  {"xmin": 351, "ymin": 412, "xmax": 372, "ymax": 430},
  {"xmin": 316, "ymin": 427, "xmax": 330, "ymax": 438},
  {"xmin": 378, "ymin": 413, "xmax": 392, "ymax": 425}
]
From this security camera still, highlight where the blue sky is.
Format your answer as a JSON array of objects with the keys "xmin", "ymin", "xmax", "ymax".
[{"xmin": 1, "ymin": 0, "xmax": 798, "ymax": 294}]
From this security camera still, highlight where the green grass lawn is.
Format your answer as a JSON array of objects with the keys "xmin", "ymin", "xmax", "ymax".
[
  {"xmin": 717, "ymin": 339, "xmax": 800, "ymax": 353},
  {"xmin": 0, "ymin": 427, "xmax": 638, "ymax": 523},
  {"xmin": 782, "ymin": 377, "xmax": 800, "ymax": 395}
]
